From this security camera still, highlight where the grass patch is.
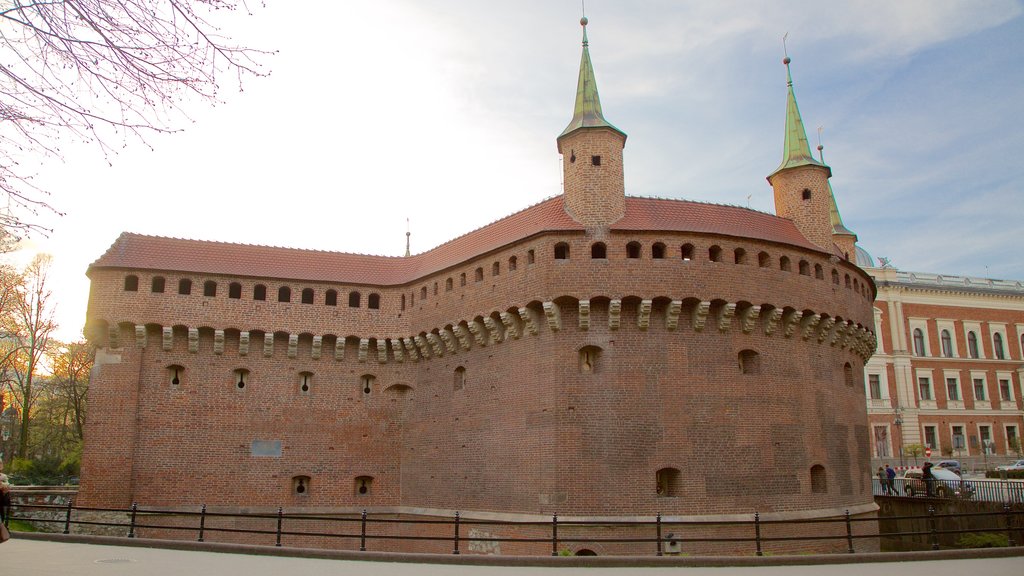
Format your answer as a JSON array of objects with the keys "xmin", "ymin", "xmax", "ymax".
[{"xmin": 7, "ymin": 519, "xmax": 39, "ymax": 533}]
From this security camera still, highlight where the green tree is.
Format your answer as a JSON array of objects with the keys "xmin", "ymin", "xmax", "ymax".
[{"xmin": 903, "ymin": 443, "xmax": 925, "ymax": 466}]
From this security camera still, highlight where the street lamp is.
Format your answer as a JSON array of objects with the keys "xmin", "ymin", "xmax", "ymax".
[{"xmin": 893, "ymin": 407, "xmax": 905, "ymax": 468}]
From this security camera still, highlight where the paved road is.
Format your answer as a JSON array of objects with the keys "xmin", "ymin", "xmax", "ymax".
[{"xmin": 3, "ymin": 538, "xmax": 1024, "ymax": 576}]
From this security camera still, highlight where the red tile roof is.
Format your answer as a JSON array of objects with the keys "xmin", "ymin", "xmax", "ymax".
[{"xmin": 90, "ymin": 195, "xmax": 817, "ymax": 285}]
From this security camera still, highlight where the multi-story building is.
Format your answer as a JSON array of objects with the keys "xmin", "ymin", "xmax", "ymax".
[{"xmin": 862, "ymin": 258, "xmax": 1024, "ymax": 467}]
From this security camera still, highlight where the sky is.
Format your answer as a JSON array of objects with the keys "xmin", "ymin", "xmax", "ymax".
[{"xmin": 5, "ymin": 0, "xmax": 1024, "ymax": 342}]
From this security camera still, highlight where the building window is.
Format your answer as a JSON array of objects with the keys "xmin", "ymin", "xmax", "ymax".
[
  {"xmin": 626, "ymin": 242, "xmax": 641, "ymax": 259},
  {"xmin": 299, "ymin": 371, "xmax": 313, "ymax": 394},
  {"xmin": 708, "ymin": 245, "xmax": 722, "ymax": 262},
  {"xmin": 492, "ymin": 262, "xmax": 500, "ymax": 276},
  {"xmin": 913, "ymin": 329, "xmax": 926, "ymax": 357},
  {"xmin": 968, "ymin": 331, "xmax": 980, "ymax": 358},
  {"xmin": 980, "ymin": 426, "xmax": 993, "ymax": 454},
  {"xmin": 178, "ymin": 278, "xmax": 192, "ymax": 295},
  {"xmin": 918, "ymin": 377, "xmax": 932, "ymax": 401},
  {"xmin": 400, "ymin": 294, "xmax": 406, "ymax": 311},
  {"xmin": 802, "ymin": 188, "xmax": 812, "ymax": 200},
  {"xmin": 952, "ymin": 426, "xmax": 966, "ymax": 452},
  {"xmin": 869, "ymin": 374, "xmax": 882, "ymax": 400},
  {"xmin": 814, "ymin": 264, "xmax": 824, "ymax": 280},
  {"xmin": 151, "ymin": 276, "xmax": 165, "ymax": 293},
  {"xmin": 779, "ymin": 256, "xmax": 791, "ymax": 272},
  {"xmin": 652, "ymin": 243, "xmax": 666, "ymax": 259},
  {"xmin": 738, "ymin": 350, "xmax": 760, "ymax": 375},
  {"xmin": 799, "ymin": 260, "xmax": 810, "ymax": 276},
  {"xmin": 474, "ymin": 268, "xmax": 483, "ymax": 282},
  {"xmin": 124, "ymin": 275, "xmax": 139, "ymax": 291},
  {"xmin": 509, "ymin": 256, "xmax": 518, "ymax": 271},
  {"xmin": 433, "ymin": 282, "xmax": 438, "ymax": 296},
  {"xmin": 941, "ymin": 330, "xmax": 953, "ymax": 357},
  {"xmin": 278, "ymin": 286, "xmax": 291, "ymax": 302},
  {"xmin": 554, "ymin": 242, "xmax": 570, "ymax": 260},
  {"xmin": 234, "ymin": 368, "xmax": 250, "ymax": 390},
  {"xmin": 349, "ymin": 291, "xmax": 361, "ymax": 308},
  {"xmin": 994, "ymin": 332, "xmax": 1005, "ymax": 359},
  {"xmin": 528, "ymin": 249, "xmax": 535, "ymax": 264},
  {"xmin": 368, "ymin": 293, "xmax": 380, "ymax": 309},
  {"xmin": 591, "ymin": 242, "xmax": 607, "ymax": 259},
  {"xmin": 326, "ymin": 289, "xmax": 338, "ymax": 306},
  {"xmin": 874, "ymin": 426, "xmax": 890, "ymax": 457},
  {"xmin": 974, "ymin": 378, "xmax": 987, "ymax": 402},
  {"xmin": 843, "ymin": 363, "xmax": 854, "ymax": 387},
  {"xmin": 253, "ymin": 284, "xmax": 266, "ymax": 301},
  {"xmin": 734, "ymin": 248, "xmax": 747, "ymax": 265},
  {"xmin": 453, "ymin": 366, "xmax": 466, "ymax": 391},
  {"xmin": 831, "ymin": 269, "xmax": 840, "ymax": 284},
  {"xmin": 579, "ymin": 346, "xmax": 602, "ymax": 373},
  {"xmin": 460, "ymin": 273, "xmax": 467, "ymax": 287},
  {"xmin": 758, "ymin": 252, "xmax": 770, "ymax": 268},
  {"xmin": 204, "ymin": 280, "xmax": 217, "ymax": 297},
  {"xmin": 810, "ymin": 465, "xmax": 827, "ymax": 494},
  {"xmin": 681, "ymin": 244, "xmax": 694, "ymax": 261},
  {"xmin": 946, "ymin": 377, "xmax": 960, "ymax": 401},
  {"xmin": 845, "ymin": 274, "xmax": 851, "ymax": 288},
  {"xmin": 167, "ymin": 364, "xmax": 184, "ymax": 386},
  {"xmin": 229, "ymin": 282, "xmax": 242, "ymax": 299},
  {"xmin": 301, "ymin": 288, "xmax": 314, "ymax": 304},
  {"xmin": 656, "ymin": 468, "xmax": 681, "ymax": 497},
  {"xmin": 923, "ymin": 426, "xmax": 937, "ymax": 449},
  {"xmin": 420, "ymin": 286, "xmax": 427, "ymax": 300},
  {"xmin": 1000, "ymin": 379, "xmax": 1012, "ymax": 402},
  {"xmin": 446, "ymin": 278, "xmax": 453, "ymax": 292},
  {"xmin": 1008, "ymin": 426, "xmax": 1020, "ymax": 453}
]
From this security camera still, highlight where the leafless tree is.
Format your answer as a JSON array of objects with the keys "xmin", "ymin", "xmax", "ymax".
[{"xmin": 1, "ymin": 1, "xmax": 270, "ymax": 237}]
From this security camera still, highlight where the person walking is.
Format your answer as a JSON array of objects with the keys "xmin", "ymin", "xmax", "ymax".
[
  {"xmin": 884, "ymin": 464, "xmax": 897, "ymax": 495},
  {"xmin": 922, "ymin": 461, "xmax": 935, "ymax": 497},
  {"xmin": 876, "ymin": 466, "xmax": 888, "ymax": 495},
  {"xmin": 0, "ymin": 460, "xmax": 11, "ymax": 526}
]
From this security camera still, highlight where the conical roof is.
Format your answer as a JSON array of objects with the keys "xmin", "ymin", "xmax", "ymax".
[
  {"xmin": 768, "ymin": 57, "xmax": 829, "ymax": 180},
  {"xmin": 558, "ymin": 17, "xmax": 626, "ymax": 141}
]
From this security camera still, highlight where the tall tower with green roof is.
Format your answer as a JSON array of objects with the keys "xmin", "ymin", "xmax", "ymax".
[
  {"xmin": 557, "ymin": 17, "xmax": 627, "ymax": 228},
  {"xmin": 766, "ymin": 56, "xmax": 836, "ymax": 252}
]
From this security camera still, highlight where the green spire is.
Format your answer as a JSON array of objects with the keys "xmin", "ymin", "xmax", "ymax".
[
  {"xmin": 818, "ymin": 144, "xmax": 855, "ymax": 236},
  {"xmin": 559, "ymin": 17, "xmax": 625, "ymax": 140},
  {"xmin": 768, "ymin": 57, "xmax": 829, "ymax": 180}
]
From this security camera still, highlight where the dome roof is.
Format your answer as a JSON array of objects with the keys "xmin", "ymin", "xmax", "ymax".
[{"xmin": 854, "ymin": 245, "xmax": 875, "ymax": 268}]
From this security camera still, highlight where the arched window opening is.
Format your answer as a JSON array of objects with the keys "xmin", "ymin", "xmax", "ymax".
[
  {"xmin": 293, "ymin": 476, "xmax": 311, "ymax": 496},
  {"xmin": 326, "ymin": 289, "xmax": 338, "ymax": 306},
  {"xmin": 941, "ymin": 330, "xmax": 953, "ymax": 357},
  {"xmin": 151, "ymin": 276, "xmax": 166, "ymax": 293},
  {"xmin": 779, "ymin": 256, "xmax": 791, "ymax": 272},
  {"xmin": 124, "ymin": 275, "xmax": 139, "ymax": 291},
  {"xmin": 626, "ymin": 241, "xmax": 642, "ymax": 259},
  {"xmin": 681, "ymin": 244, "xmax": 694, "ymax": 261},
  {"xmin": 798, "ymin": 260, "xmax": 810, "ymax": 276},
  {"xmin": 229, "ymin": 282, "xmax": 242, "ymax": 299},
  {"xmin": 233, "ymin": 368, "xmax": 250, "ymax": 390},
  {"xmin": 361, "ymin": 374, "xmax": 376, "ymax": 395},
  {"xmin": 591, "ymin": 242, "xmax": 607, "ymax": 259},
  {"xmin": 810, "ymin": 465, "xmax": 827, "ymax": 493},
  {"xmin": 758, "ymin": 252, "xmax": 770, "ymax": 268},
  {"xmin": 253, "ymin": 284, "xmax": 267, "ymax": 301},
  {"xmin": 474, "ymin": 268, "xmax": 484, "ymax": 282},
  {"xmin": 167, "ymin": 365, "xmax": 184, "ymax": 387},
  {"xmin": 433, "ymin": 282, "xmax": 438, "ymax": 296},
  {"xmin": 453, "ymin": 366, "xmax": 466, "ymax": 391},
  {"xmin": 400, "ymin": 294, "xmax": 406, "ymax": 311},
  {"xmin": 299, "ymin": 371, "xmax": 313, "ymax": 394},
  {"xmin": 509, "ymin": 256, "xmax": 518, "ymax": 271},
  {"xmin": 968, "ymin": 331, "xmax": 980, "ymax": 358},
  {"xmin": 368, "ymin": 293, "xmax": 380, "ymax": 309},
  {"xmin": 854, "ymin": 279, "xmax": 860, "ymax": 292},
  {"xmin": 528, "ymin": 249, "xmax": 536, "ymax": 264},
  {"xmin": 994, "ymin": 333, "xmax": 1005, "ymax": 360},
  {"xmin": 845, "ymin": 274, "xmax": 851, "ymax": 288},
  {"xmin": 913, "ymin": 328, "xmax": 926, "ymax": 357},
  {"xmin": 844, "ymin": 363, "xmax": 854, "ymax": 387},
  {"xmin": 831, "ymin": 269, "xmax": 840, "ymax": 285},
  {"xmin": 460, "ymin": 273, "xmax": 467, "ymax": 287},
  {"xmin": 738, "ymin": 349, "xmax": 760, "ymax": 375},
  {"xmin": 278, "ymin": 286, "xmax": 291, "ymax": 303},
  {"xmin": 652, "ymin": 243, "xmax": 666, "ymax": 259},
  {"xmin": 204, "ymin": 280, "xmax": 217, "ymax": 297},
  {"xmin": 355, "ymin": 476, "xmax": 373, "ymax": 496},
  {"xmin": 734, "ymin": 248, "xmax": 747, "ymax": 265},
  {"xmin": 420, "ymin": 286, "xmax": 427, "ymax": 300},
  {"xmin": 579, "ymin": 346, "xmax": 602, "ymax": 374},
  {"xmin": 178, "ymin": 278, "xmax": 192, "ymax": 295},
  {"xmin": 814, "ymin": 264, "xmax": 824, "ymax": 280},
  {"xmin": 656, "ymin": 467, "xmax": 681, "ymax": 497},
  {"xmin": 349, "ymin": 291, "xmax": 361, "ymax": 308},
  {"xmin": 301, "ymin": 288, "xmax": 314, "ymax": 304},
  {"xmin": 709, "ymin": 245, "xmax": 722, "ymax": 262},
  {"xmin": 492, "ymin": 262, "xmax": 500, "ymax": 276},
  {"xmin": 554, "ymin": 242, "xmax": 570, "ymax": 260},
  {"xmin": 446, "ymin": 278, "xmax": 453, "ymax": 292}
]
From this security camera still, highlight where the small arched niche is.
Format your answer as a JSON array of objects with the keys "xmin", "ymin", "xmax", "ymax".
[
  {"xmin": 810, "ymin": 465, "xmax": 827, "ymax": 493},
  {"xmin": 167, "ymin": 364, "xmax": 184, "ymax": 387},
  {"xmin": 738, "ymin": 350, "xmax": 760, "ymax": 375},
  {"xmin": 233, "ymin": 368, "xmax": 250, "ymax": 390},
  {"xmin": 354, "ymin": 475, "xmax": 374, "ymax": 497},
  {"xmin": 657, "ymin": 467, "xmax": 682, "ymax": 497},
  {"xmin": 292, "ymin": 475, "xmax": 311, "ymax": 496},
  {"xmin": 579, "ymin": 345, "xmax": 602, "ymax": 374}
]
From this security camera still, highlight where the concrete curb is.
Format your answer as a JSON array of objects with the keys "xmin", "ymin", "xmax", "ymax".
[{"xmin": 12, "ymin": 532, "xmax": 1024, "ymax": 567}]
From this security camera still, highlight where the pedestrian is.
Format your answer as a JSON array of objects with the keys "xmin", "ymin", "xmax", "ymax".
[
  {"xmin": 885, "ymin": 464, "xmax": 896, "ymax": 495},
  {"xmin": 876, "ymin": 466, "xmax": 888, "ymax": 494},
  {"xmin": 0, "ymin": 460, "xmax": 11, "ymax": 526},
  {"xmin": 922, "ymin": 461, "xmax": 935, "ymax": 497}
]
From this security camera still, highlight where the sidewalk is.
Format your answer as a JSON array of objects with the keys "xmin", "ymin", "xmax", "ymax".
[{"xmin": 3, "ymin": 536, "xmax": 1024, "ymax": 576}]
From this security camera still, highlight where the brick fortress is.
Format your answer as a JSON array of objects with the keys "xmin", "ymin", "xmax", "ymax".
[{"xmin": 79, "ymin": 19, "xmax": 879, "ymax": 551}]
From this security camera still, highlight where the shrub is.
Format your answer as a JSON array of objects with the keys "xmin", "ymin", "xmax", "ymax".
[
  {"xmin": 957, "ymin": 533, "xmax": 1008, "ymax": 548},
  {"xmin": 984, "ymin": 469, "xmax": 1024, "ymax": 479}
]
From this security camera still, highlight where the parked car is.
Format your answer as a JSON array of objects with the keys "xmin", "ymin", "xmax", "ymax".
[
  {"xmin": 995, "ymin": 459, "xmax": 1024, "ymax": 472},
  {"xmin": 935, "ymin": 460, "xmax": 961, "ymax": 475},
  {"xmin": 900, "ymin": 467, "xmax": 975, "ymax": 499}
]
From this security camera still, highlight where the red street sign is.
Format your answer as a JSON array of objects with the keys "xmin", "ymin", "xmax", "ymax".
[{"xmin": 925, "ymin": 448, "xmax": 932, "ymax": 457}]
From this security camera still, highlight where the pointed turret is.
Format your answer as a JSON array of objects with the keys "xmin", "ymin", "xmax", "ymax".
[
  {"xmin": 819, "ymin": 143, "xmax": 859, "ymax": 261},
  {"xmin": 557, "ymin": 17, "xmax": 627, "ymax": 228},
  {"xmin": 767, "ymin": 56, "xmax": 835, "ymax": 251}
]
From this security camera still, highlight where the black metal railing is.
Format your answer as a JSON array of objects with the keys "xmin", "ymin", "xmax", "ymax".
[
  {"xmin": 7, "ymin": 500, "xmax": 1023, "ymax": 556},
  {"xmin": 872, "ymin": 477, "xmax": 1024, "ymax": 502}
]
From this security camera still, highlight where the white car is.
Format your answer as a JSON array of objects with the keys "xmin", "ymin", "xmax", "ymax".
[{"xmin": 996, "ymin": 459, "xmax": 1024, "ymax": 471}]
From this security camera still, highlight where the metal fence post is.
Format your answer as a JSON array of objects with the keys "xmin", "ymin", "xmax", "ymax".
[
  {"xmin": 275, "ymin": 507, "xmax": 283, "ymax": 547},
  {"xmin": 63, "ymin": 499, "xmax": 73, "ymax": 535},
  {"xmin": 551, "ymin": 513, "xmax": 559, "ymax": 556},
  {"xmin": 453, "ymin": 511, "xmax": 461, "ymax": 555},
  {"xmin": 754, "ymin": 512, "xmax": 763, "ymax": 556},
  {"xmin": 656, "ymin": 513, "xmax": 663, "ymax": 556},
  {"xmin": 128, "ymin": 502, "xmax": 138, "ymax": 538},
  {"xmin": 360, "ymin": 509, "xmax": 367, "ymax": 551},
  {"xmin": 1005, "ymin": 503, "xmax": 1016, "ymax": 547},
  {"xmin": 198, "ymin": 504, "xmax": 206, "ymax": 542},
  {"xmin": 845, "ymin": 509, "xmax": 854, "ymax": 553},
  {"xmin": 928, "ymin": 505, "xmax": 939, "ymax": 550}
]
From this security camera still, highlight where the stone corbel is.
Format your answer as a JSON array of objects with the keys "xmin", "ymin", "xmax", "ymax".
[
  {"xmin": 665, "ymin": 300, "xmax": 682, "ymax": 331},
  {"xmin": 542, "ymin": 301, "xmax": 561, "ymax": 332},
  {"xmin": 108, "ymin": 325, "xmax": 121, "ymax": 349},
  {"xmin": 578, "ymin": 300, "xmax": 591, "ymax": 331},
  {"xmin": 402, "ymin": 337, "xmax": 420, "ymax": 361},
  {"xmin": 483, "ymin": 316, "xmax": 503, "ymax": 344},
  {"xmin": 693, "ymin": 301, "xmax": 711, "ymax": 332},
  {"xmin": 162, "ymin": 326, "xmax": 173, "ymax": 351},
  {"xmin": 800, "ymin": 314, "xmax": 822, "ymax": 341},
  {"xmin": 263, "ymin": 333, "xmax": 274, "ymax": 357},
  {"xmin": 413, "ymin": 335, "xmax": 431, "ymax": 359},
  {"xmin": 214, "ymin": 330, "xmax": 225, "ymax": 355},
  {"xmin": 608, "ymin": 299, "xmax": 622, "ymax": 330},
  {"xmin": 334, "ymin": 337, "xmax": 346, "ymax": 361},
  {"xmin": 467, "ymin": 321, "xmax": 487, "ymax": 347},
  {"xmin": 377, "ymin": 339, "xmax": 388, "ymax": 364},
  {"xmin": 439, "ymin": 328, "xmax": 458, "ymax": 354},
  {"xmin": 312, "ymin": 335, "xmax": 323, "ymax": 359},
  {"xmin": 782, "ymin": 310, "xmax": 804, "ymax": 338},
  {"xmin": 426, "ymin": 333, "xmax": 444, "ymax": 357},
  {"xmin": 500, "ymin": 312, "xmax": 520, "ymax": 340},
  {"xmin": 358, "ymin": 338, "xmax": 370, "ymax": 363},
  {"xmin": 739, "ymin": 305, "xmax": 761, "ymax": 334},
  {"xmin": 188, "ymin": 328, "xmax": 199, "ymax": 353},
  {"xmin": 717, "ymin": 303, "xmax": 737, "ymax": 332},
  {"xmin": 763, "ymin": 308, "xmax": 784, "ymax": 336},
  {"xmin": 288, "ymin": 334, "xmax": 299, "ymax": 359},
  {"xmin": 817, "ymin": 317, "xmax": 837, "ymax": 343},
  {"xmin": 239, "ymin": 331, "xmax": 250, "ymax": 356},
  {"xmin": 638, "ymin": 299, "xmax": 653, "ymax": 331},
  {"xmin": 518, "ymin": 307, "xmax": 539, "ymax": 336},
  {"xmin": 453, "ymin": 325, "xmax": 473, "ymax": 350}
]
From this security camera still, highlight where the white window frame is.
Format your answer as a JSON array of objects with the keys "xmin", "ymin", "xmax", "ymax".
[
  {"xmin": 936, "ymin": 319, "xmax": 958, "ymax": 358},
  {"xmin": 996, "ymin": 371, "xmax": 1016, "ymax": 405},
  {"xmin": 950, "ymin": 423, "xmax": 969, "ymax": 456},
  {"xmin": 865, "ymin": 370, "xmax": 890, "ymax": 408},
  {"xmin": 1015, "ymin": 324, "xmax": 1024, "ymax": 360},
  {"xmin": 963, "ymin": 321, "xmax": 984, "ymax": 359},
  {"xmin": 977, "ymin": 424, "xmax": 995, "ymax": 454},
  {"xmin": 873, "ymin": 425, "xmax": 893, "ymax": 458},
  {"xmin": 916, "ymin": 371, "xmax": 936, "ymax": 409},
  {"xmin": 943, "ymin": 371, "xmax": 963, "ymax": 410},
  {"xmin": 1006, "ymin": 425, "xmax": 1021, "ymax": 455},
  {"xmin": 909, "ymin": 318, "xmax": 931, "ymax": 357},
  {"xmin": 989, "ymin": 323, "xmax": 1008, "ymax": 361},
  {"xmin": 970, "ymin": 371, "xmax": 990, "ymax": 409},
  {"xmin": 922, "ymin": 425, "xmax": 940, "ymax": 451}
]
